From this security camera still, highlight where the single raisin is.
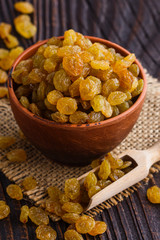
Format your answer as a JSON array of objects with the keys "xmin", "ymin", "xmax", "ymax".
[
  {"xmin": 29, "ymin": 207, "xmax": 49, "ymax": 225},
  {"xmin": 88, "ymin": 185, "xmax": 101, "ymax": 198},
  {"xmin": 65, "ymin": 178, "xmax": 80, "ymax": 200},
  {"xmin": 6, "ymin": 184, "xmax": 23, "ymax": 200},
  {"xmin": 75, "ymin": 215, "xmax": 95, "ymax": 234},
  {"xmin": 14, "ymin": 2, "xmax": 34, "ymax": 14},
  {"xmin": 84, "ymin": 172, "xmax": 97, "ymax": 190},
  {"xmin": 20, "ymin": 205, "xmax": 29, "ymax": 223},
  {"xmin": 36, "ymin": 224, "xmax": 57, "ymax": 240},
  {"xmin": 57, "ymin": 97, "xmax": 77, "ymax": 115},
  {"xmin": 62, "ymin": 202, "xmax": 83, "ymax": 214},
  {"xmin": 0, "ymin": 204, "xmax": 10, "ymax": 220},
  {"xmin": 0, "ymin": 136, "xmax": 16, "ymax": 149},
  {"xmin": 69, "ymin": 111, "xmax": 88, "ymax": 124},
  {"xmin": 22, "ymin": 176, "xmax": 37, "ymax": 191},
  {"xmin": 62, "ymin": 213, "xmax": 80, "ymax": 224},
  {"xmin": 6, "ymin": 149, "xmax": 27, "ymax": 162},
  {"xmin": 109, "ymin": 169, "xmax": 124, "ymax": 181},
  {"xmin": 88, "ymin": 221, "xmax": 107, "ymax": 236},
  {"xmin": 147, "ymin": 186, "xmax": 160, "ymax": 204},
  {"xmin": 98, "ymin": 159, "xmax": 111, "ymax": 180},
  {"xmin": 64, "ymin": 230, "xmax": 84, "ymax": 240}
]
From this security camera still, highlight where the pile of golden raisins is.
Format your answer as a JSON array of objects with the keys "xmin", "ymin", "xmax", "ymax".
[
  {"xmin": 0, "ymin": 133, "xmax": 159, "ymax": 239},
  {"xmin": 0, "ymin": 1, "xmax": 36, "ymax": 99},
  {"xmin": 0, "ymin": 133, "xmax": 134, "ymax": 239},
  {"xmin": 12, "ymin": 29, "xmax": 144, "ymax": 124}
]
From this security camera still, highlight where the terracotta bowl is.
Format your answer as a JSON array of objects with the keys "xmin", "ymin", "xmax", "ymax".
[{"xmin": 8, "ymin": 37, "xmax": 147, "ymax": 166}]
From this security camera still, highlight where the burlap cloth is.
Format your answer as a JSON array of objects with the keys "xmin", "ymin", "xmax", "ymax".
[{"xmin": 0, "ymin": 69, "xmax": 160, "ymax": 218}]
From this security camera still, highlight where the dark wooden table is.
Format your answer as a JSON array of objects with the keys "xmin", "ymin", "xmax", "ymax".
[{"xmin": 0, "ymin": 0, "xmax": 160, "ymax": 239}]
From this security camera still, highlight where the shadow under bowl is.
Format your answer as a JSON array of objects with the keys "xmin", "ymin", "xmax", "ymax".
[{"xmin": 8, "ymin": 36, "xmax": 147, "ymax": 166}]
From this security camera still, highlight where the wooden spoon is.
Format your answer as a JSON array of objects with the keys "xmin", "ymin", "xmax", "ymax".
[{"xmin": 77, "ymin": 142, "xmax": 160, "ymax": 211}]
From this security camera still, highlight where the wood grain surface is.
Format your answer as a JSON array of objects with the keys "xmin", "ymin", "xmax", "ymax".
[{"xmin": 0, "ymin": 0, "xmax": 160, "ymax": 239}]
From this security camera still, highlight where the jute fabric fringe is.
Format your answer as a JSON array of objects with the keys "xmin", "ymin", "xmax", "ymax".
[{"xmin": 0, "ymin": 69, "xmax": 160, "ymax": 218}]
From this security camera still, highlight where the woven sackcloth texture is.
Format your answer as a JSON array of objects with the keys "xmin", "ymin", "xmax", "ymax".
[{"xmin": 0, "ymin": 69, "xmax": 160, "ymax": 218}]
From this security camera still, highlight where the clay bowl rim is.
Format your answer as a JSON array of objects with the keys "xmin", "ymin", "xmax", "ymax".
[{"xmin": 8, "ymin": 36, "xmax": 147, "ymax": 129}]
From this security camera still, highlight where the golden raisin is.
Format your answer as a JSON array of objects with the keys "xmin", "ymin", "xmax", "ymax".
[
  {"xmin": 102, "ymin": 78, "xmax": 120, "ymax": 97},
  {"xmin": 36, "ymin": 225, "xmax": 57, "ymax": 240},
  {"xmin": 4, "ymin": 34, "xmax": 19, "ymax": 49},
  {"xmin": 57, "ymin": 97, "xmax": 77, "ymax": 115},
  {"xmin": 57, "ymin": 45, "xmax": 81, "ymax": 57},
  {"xmin": 29, "ymin": 207, "xmax": 49, "ymax": 225},
  {"xmin": 69, "ymin": 111, "xmax": 88, "ymax": 124},
  {"xmin": 45, "ymin": 199, "xmax": 65, "ymax": 217},
  {"xmin": 0, "ymin": 22, "xmax": 11, "ymax": 39},
  {"xmin": 97, "ymin": 179, "xmax": 111, "ymax": 189},
  {"xmin": 90, "ymin": 60, "xmax": 110, "ymax": 70},
  {"xmin": 29, "ymin": 103, "xmax": 41, "ymax": 116},
  {"xmin": 20, "ymin": 205, "xmax": 29, "ymax": 223},
  {"xmin": 0, "ymin": 48, "xmax": 9, "ymax": 59},
  {"xmin": 109, "ymin": 169, "xmax": 124, "ymax": 181},
  {"xmin": 51, "ymin": 112, "xmax": 68, "ymax": 123},
  {"xmin": 98, "ymin": 159, "xmax": 111, "ymax": 180},
  {"xmin": 0, "ymin": 69, "xmax": 8, "ymax": 83},
  {"xmin": 14, "ymin": 2, "xmax": 34, "ymax": 14},
  {"xmin": 0, "ymin": 136, "xmax": 16, "ymax": 149},
  {"xmin": 62, "ymin": 213, "xmax": 80, "ymax": 224},
  {"xmin": 91, "ymin": 159, "xmax": 100, "ymax": 169},
  {"xmin": 22, "ymin": 176, "xmax": 37, "ymax": 191},
  {"xmin": 106, "ymin": 153, "xmax": 123, "ymax": 169},
  {"xmin": 147, "ymin": 186, "xmax": 160, "ymax": 204},
  {"xmin": 69, "ymin": 76, "xmax": 84, "ymax": 97},
  {"xmin": 63, "ymin": 29, "xmax": 77, "ymax": 46},
  {"xmin": 6, "ymin": 149, "xmax": 27, "ymax": 162},
  {"xmin": 62, "ymin": 202, "xmax": 83, "ymax": 214},
  {"xmin": 0, "ymin": 203, "xmax": 10, "ymax": 220},
  {"xmin": 84, "ymin": 172, "xmax": 97, "ymax": 190},
  {"xmin": 119, "ymin": 161, "xmax": 132, "ymax": 169},
  {"xmin": 88, "ymin": 111, "xmax": 104, "ymax": 123},
  {"xmin": 20, "ymin": 96, "xmax": 30, "ymax": 109},
  {"xmin": 0, "ymin": 87, "xmax": 8, "ymax": 98},
  {"xmin": 59, "ymin": 193, "xmax": 70, "ymax": 205},
  {"xmin": 91, "ymin": 95, "xmax": 112, "ymax": 118},
  {"xmin": 14, "ymin": 15, "xmax": 37, "ymax": 39},
  {"xmin": 64, "ymin": 230, "xmax": 84, "ymax": 240},
  {"xmin": 47, "ymin": 90, "xmax": 63, "ymax": 105},
  {"xmin": 88, "ymin": 185, "xmax": 101, "ymax": 198},
  {"xmin": 118, "ymin": 101, "xmax": 130, "ymax": 113},
  {"xmin": 79, "ymin": 76, "xmax": 101, "ymax": 100},
  {"xmin": 47, "ymin": 186, "xmax": 61, "ymax": 201},
  {"xmin": 76, "ymin": 215, "xmax": 95, "ymax": 234},
  {"xmin": 63, "ymin": 54, "xmax": 83, "ymax": 77},
  {"xmin": 53, "ymin": 69, "xmax": 71, "ymax": 92},
  {"xmin": 88, "ymin": 221, "xmax": 107, "ymax": 236},
  {"xmin": 6, "ymin": 184, "xmax": 23, "ymax": 200},
  {"xmin": 132, "ymin": 79, "xmax": 144, "ymax": 97},
  {"xmin": 108, "ymin": 91, "xmax": 127, "ymax": 106},
  {"xmin": 65, "ymin": 178, "xmax": 80, "ymax": 200}
]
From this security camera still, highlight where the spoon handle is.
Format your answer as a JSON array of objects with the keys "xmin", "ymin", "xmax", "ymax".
[{"xmin": 146, "ymin": 141, "xmax": 160, "ymax": 167}]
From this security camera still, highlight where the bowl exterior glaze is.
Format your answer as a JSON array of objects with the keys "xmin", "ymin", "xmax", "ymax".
[{"xmin": 8, "ymin": 37, "xmax": 147, "ymax": 166}]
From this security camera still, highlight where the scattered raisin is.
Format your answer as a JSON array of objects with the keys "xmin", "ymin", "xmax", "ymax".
[
  {"xmin": 29, "ymin": 207, "xmax": 49, "ymax": 225},
  {"xmin": 76, "ymin": 215, "xmax": 95, "ymax": 234},
  {"xmin": 20, "ymin": 205, "xmax": 29, "ymax": 223},
  {"xmin": 7, "ymin": 149, "xmax": 27, "ymax": 162},
  {"xmin": 6, "ymin": 184, "xmax": 23, "ymax": 200},
  {"xmin": 36, "ymin": 224, "xmax": 57, "ymax": 240},
  {"xmin": 147, "ymin": 186, "xmax": 160, "ymax": 204},
  {"xmin": 88, "ymin": 221, "xmax": 107, "ymax": 236},
  {"xmin": 22, "ymin": 176, "xmax": 37, "ymax": 191},
  {"xmin": 64, "ymin": 230, "xmax": 84, "ymax": 240},
  {"xmin": 0, "ymin": 136, "xmax": 16, "ymax": 149}
]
